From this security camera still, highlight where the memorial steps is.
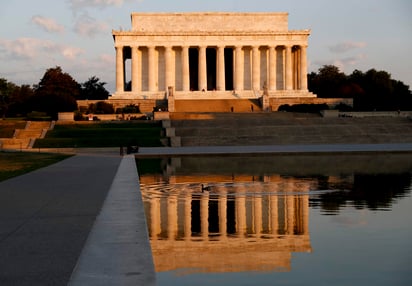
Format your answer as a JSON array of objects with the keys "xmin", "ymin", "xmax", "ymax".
[
  {"xmin": 169, "ymin": 113, "xmax": 412, "ymax": 146},
  {"xmin": 0, "ymin": 121, "xmax": 52, "ymax": 150}
]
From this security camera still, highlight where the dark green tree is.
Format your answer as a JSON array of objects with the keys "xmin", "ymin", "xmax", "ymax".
[
  {"xmin": 308, "ymin": 65, "xmax": 347, "ymax": 98},
  {"xmin": 7, "ymin": 84, "xmax": 34, "ymax": 117},
  {"xmin": 88, "ymin": 101, "xmax": 114, "ymax": 114},
  {"xmin": 0, "ymin": 78, "xmax": 37, "ymax": 118},
  {"xmin": 79, "ymin": 76, "xmax": 110, "ymax": 100},
  {"xmin": 32, "ymin": 66, "xmax": 79, "ymax": 119},
  {"xmin": 0, "ymin": 78, "xmax": 14, "ymax": 118}
]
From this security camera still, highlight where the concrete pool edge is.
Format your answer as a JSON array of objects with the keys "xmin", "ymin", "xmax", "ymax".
[{"xmin": 68, "ymin": 155, "xmax": 156, "ymax": 286}]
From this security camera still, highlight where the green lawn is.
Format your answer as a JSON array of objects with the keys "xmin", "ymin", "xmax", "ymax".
[
  {"xmin": 0, "ymin": 152, "xmax": 72, "ymax": 182},
  {"xmin": 33, "ymin": 121, "xmax": 167, "ymax": 148}
]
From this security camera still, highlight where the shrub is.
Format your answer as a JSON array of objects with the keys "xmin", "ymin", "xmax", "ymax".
[{"xmin": 88, "ymin": 101, "xmax": 114, "ymax": 114}]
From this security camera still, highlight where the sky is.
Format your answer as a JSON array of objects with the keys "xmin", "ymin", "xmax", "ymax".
[{"xmin": 0, "ymin": 0, "xmax": 411, "ymax": 93}]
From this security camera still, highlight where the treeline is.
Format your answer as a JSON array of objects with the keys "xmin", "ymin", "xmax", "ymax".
[
  {"xmin": 0, "ymin": 66, "xmax": 110, "ymax": 119},
  {"xmin": 1, "ymin": 65, "xmax": 411, "ymax": 119},
  {"xmin": 308, "ymin": 65, "xmax": 412, "ymax": 111}
]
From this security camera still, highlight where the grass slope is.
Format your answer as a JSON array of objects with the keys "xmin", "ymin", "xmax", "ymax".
[
  {"xmin": 0, "ymin": 152, "xmax": 72, "ymax": 182},
  {"xmin": 33, "ymin": 121, "xmax": 166, "ymax": 148}
]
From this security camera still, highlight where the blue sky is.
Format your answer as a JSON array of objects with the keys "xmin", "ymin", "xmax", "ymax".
[{"xmin": 0, "ymin": 0, "xmax": 411, "ymax": 93}]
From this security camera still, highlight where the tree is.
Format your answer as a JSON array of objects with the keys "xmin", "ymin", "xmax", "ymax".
[
  {"xmin": 308, "ymin": 65, "xmax": 347, "ymax": 98},
  {"xmin": 88, "ymin": 101, "xmax": 114, "ymax": 114},
  {"xmin": 78, "ymin": 76, "xmax": 110, "ymax": 100},
  {"xmin": 8, "ymin": 84, "xmax": 34, "ymax": 117},
  {"xmin": 0, "ymin": 78, "xmax": 14, "ymax": 118},
  {"xmin": 32, "ymin": 66, "xmax": 79, "ymax": 118},
  {"xmin": 309, "ymin": 65, "xmax": 412, "ymax": 111}
]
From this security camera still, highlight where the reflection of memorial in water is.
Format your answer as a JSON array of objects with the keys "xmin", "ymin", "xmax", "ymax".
[{"xmin": 141, "ymin": 173, "xmax": 313, "ymax": 274}]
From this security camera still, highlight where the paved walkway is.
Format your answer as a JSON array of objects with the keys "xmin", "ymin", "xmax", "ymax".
[
  {"xmin": 2, "ymin": 143, "xmax": 412, "ymax": 285},
  {"xmin": 0, "ymin": 152, "xmax": 137, "ymax": 285}
]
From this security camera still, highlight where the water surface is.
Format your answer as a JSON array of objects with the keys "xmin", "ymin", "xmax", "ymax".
[{"xmin": 137, "ymin": 154, "xmax": 412, "ymax": 286}]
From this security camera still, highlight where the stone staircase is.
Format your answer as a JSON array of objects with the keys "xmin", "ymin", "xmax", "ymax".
[
  {"xmin": 173, "ymin": 99, "xmax": 262, "ymax": 113},
  {"xmin": 0, "ymin": 121, "xmax": 53, "ymax": 150},
  {"xmin": 170, "ymin": 112, "xmax": 412, "ymax": 146}
]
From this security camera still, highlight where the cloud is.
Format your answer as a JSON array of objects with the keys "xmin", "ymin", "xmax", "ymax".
[
  {"xmin": 312, "ymin": 53, "xmax": 367, "ymax": 72},
  {"xmin": 68, "ymin": 0, "xmax": 141, "ymax": 10},
  {"xmin": 99, "ymin": 53, "xmax": 115, "ymax": 65},
  {"xmin": 0, "ymin": 38, "xmax": 84, "ymax": 61},
  {"xmin": 329, "ymin": 41, "xmax": 367, "ymax": 53},
  {"xmin": 74, "ymin": 13, "xmax": 109, "ymax": 37},
  {"xmin": 62, "ymin": 47, "xmax": 85, "ymax": 60},
  {"xmin": 31, "ymin": 15, "xmax": 65, "ymax": 34}
]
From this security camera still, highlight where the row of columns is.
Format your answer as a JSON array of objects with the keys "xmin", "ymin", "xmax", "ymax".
[
  {"xmin": 145, "ymin": 192, "xmax": 309, "ymax": 241},
  {"xmin": 115, "ymin": 44, "xmax": 308, "ymax": 94}
]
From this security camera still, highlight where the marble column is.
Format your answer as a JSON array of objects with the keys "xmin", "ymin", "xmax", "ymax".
[
  {"xmin": 300, "ymin": 45, "xmax": 308, "ymax": 90},
  {"xmin": 235, "ymin": 46, "xmax": 244, "ymax": 91},
  {"xmin": 252, "ymin": 46, "xmax": 260, "ymax": 91},
  {"xmin": 115, "ymin": 46, "xmax": 124, "ymax": 93},
  {"xmin": 269, "ymin": 46, "xmax": 277, "ymax": 91},
  {"xmin": 199, "ymin": 46, "xmax": 207, "ymax": 91},
  {"xmin": 285, "ymin": 45, "xmax": 293, "ymax": 90},
  {"xmin": 217, "ymin": 46, "xmax": 226, "ymax": 91},
  {"xmin": 131, "ymin": 46, "xmax": 140, "ymax": 93},
  {"xmin": 182, "ymin": 46, "xmax": 190, "ymax": 92},
  {"xmin": 148, "ymin": 46, "xmax": 156, "ymax": 92},
  {"xmin": 165, "ymin": 46, "xmax": 173, "ymax": 91}
]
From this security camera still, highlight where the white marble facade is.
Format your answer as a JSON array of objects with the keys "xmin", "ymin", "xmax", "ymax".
[{"xmin": 112, "ymin": 12, "xmax": 313, "ymax": 99}]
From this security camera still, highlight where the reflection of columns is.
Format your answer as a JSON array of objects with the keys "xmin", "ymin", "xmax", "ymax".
[
  {"xmin": 302, "ymin": 195, "xmax": 309, "ymax": 235},
  {"xmin": 167, "ymin": 195, "xmax": 178, "ymax": 239},
  {"xmin": 287, "ymin": 195, "xmax": 294, "ymax": 234},
  {"xmin": 218, "ymin": 194, "xmax": 227, "ymax": 236},
  {"xmin": 236, "ymin": 196, "xmax": 246, "ymax": 235},
  {"xmin": 199, "ymin": 46, "xmax": 207, "ymax": 91},
  {"xmin": 148, "ymin": 46, "xmax": 156, "ymax": 92},
  {"xmin": 115, "ymin": 46, "xmax": 124, "ymax": 93},
  {"xmin": 270, "ymin": 194, "xmax": 278, "ymax": 235},
  {"xmin": 150, "ymin": 198, "xmax": 161, "ymax": 240},
  {"xmin": 201, "ymin": 193, "xmax": 209, "ymax": 238},
  {"xmin": 217, "ymin": 46, "xmax": 225, "ymax": 91},
  {"xmin": 285, "ymin": 46, "xmax": 293, "ymax": 90},
  {"xmin": 254, "ymin": 196, "xmax": 262, "ymax": 235},
  {"xmin": 300, "ymin": 45, "xmax": 308, "ymax": 90},
  {"xmin": 252, "ymin": 46, "xmax": 260, "ymax": 90},
  {"xmin": 182, "ymin": 46, "xmax": 190, "ymax": 91},
  {"xmin": 269, "ymin": 46, "xmax": 276, "ymax": 91},
  {"xmin": 235, "ymin": 46, "xmax": 244, "ymax": 91},
  {"xmin": 131, "ymin": 46, "xmax": 140, "ymax": 92},
  {"xmin": 184, "ymin": 194, "xmax": 191, "ymax": 240},
  {"xmin": 165, "ymin": 46, "xmax": 173, "ymax": 91}
]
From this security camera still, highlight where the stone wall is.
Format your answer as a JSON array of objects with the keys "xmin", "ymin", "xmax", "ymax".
[
  {"xmin": 270, "ymin": 98, "xmax": 353, "ymax": 111},
  {"xmin": 131, "ymin": 12, "xmax": 289, "ymax": 33}
]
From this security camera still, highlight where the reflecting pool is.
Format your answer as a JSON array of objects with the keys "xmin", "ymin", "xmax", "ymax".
[{"xmin": 136, "ymin": 154, "xmax": 412, "ymax": 286}]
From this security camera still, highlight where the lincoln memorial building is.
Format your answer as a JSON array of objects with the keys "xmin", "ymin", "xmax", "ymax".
[{"xmin": 110, "ymin": 12, "xmax": 331, "ymax": 112}]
